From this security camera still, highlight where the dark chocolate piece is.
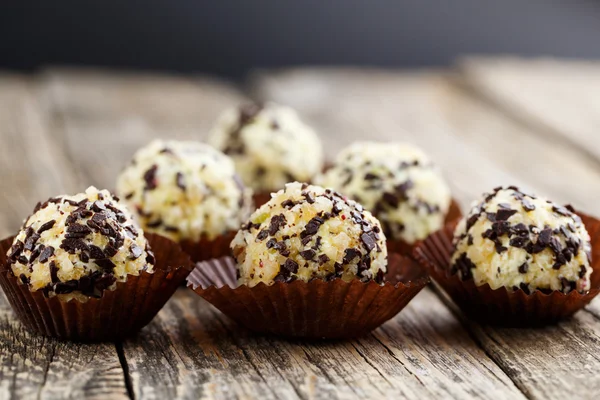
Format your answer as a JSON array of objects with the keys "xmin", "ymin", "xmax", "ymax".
[
  {"xmin": 144, "ymin": 164, "xmax": 159, "ymax": 190},
  {"xmin": 37, "ymin": 220, "xmax": 56, "ymax": 234},
  {"xmin": 38, "ymin": 246, "xmax": 54, "ymax": 264}
]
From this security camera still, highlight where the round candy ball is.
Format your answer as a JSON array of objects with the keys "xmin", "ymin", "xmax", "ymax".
[
  {"xmin": 316, "ymin": 142, "xmax": 451, "ymax": 244},
  {"xmin": 208, "ymin": 103, "xmax": 324, "ymax": 192},
  {"xmin": 7, "ymin": 187, "xmax": 154, "ymax": 301},
  {"xmin": 116, "ymin": 140, "xmax": 253, "ymax": 242},
  {"xmin": 231, "ymin": 182, "xmax": 388, "ymax": 287},
  {"xmin": 451, "ymin": 186, "xmax": 592, "ymax": 294}
]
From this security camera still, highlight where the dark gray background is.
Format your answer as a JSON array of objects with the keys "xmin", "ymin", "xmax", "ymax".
[{"xmin": 1, "ymin": 0, "xmax": 599, "ymax": 78}]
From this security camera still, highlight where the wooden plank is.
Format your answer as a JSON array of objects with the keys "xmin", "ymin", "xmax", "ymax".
[
  {"xmin": 251, "ymin": 67, "xmax": 600, "ymax": 399},
  {"xmin": 435, "ymin": 285, "xmax": 600, "ymax": 400},
  {"xmin": 0, "ymin": 74, "xmax": 80, "ymax": 236},
  {"xmin": 123, "ymin": 289, "xmax": 524, "ymax": 399},
  {"xmin": 39, "ymin": 67, "xmax": 248, "ymax": 190},
  {"xmin": 0, "ymin": 294, "xmax": 128, "ymax": 400},
  {"xmin": 459, "ymin": 57, "xmax": 600, "ymax": 164},
  {"xmin": 0, "ymin": 73, "xmax": 129, "ymax": 400}
]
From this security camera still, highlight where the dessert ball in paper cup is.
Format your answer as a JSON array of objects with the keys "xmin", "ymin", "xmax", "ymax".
[
  {"xmin": 0, "ymin": 187, "xmax": 192, "ymax": 341},
  {"xmin": 187, "ymin": 182, "xmax": 428, "ymax": 338},
  {"xmin": 414, "ymin": 186, "xmax": 600, "ymax": 326}
]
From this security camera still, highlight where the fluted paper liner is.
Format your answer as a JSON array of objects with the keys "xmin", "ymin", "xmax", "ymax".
[
  {"xmin": 387, "ymin": 198, "xmax": 463, "ymax": 256},
  {"xmin": 187, "ymin": 253, "xmax": 429, "ymax": 339},
  {"xmin": 0, "ymin": 233, "xmax": 193, "ymax": 341},
  {"xmin": 180, "ymin": 231, "xmax": 236, "ymax": 263},
  {"xmin": 413, "ymin": 212, "xmax": 600, "ymax": 326}
]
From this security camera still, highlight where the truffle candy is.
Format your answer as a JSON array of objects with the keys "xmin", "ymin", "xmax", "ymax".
[
  {"xmin": 231, "ymin": 182, "xmax": 388, "ymax": 287},
  {"xmin": 116, "ymin": 140, "xmax": 253, "ymax": 242},
  {"xmin": 451, "ymin": 187, "xmax": 592, "ymax": 294},
  {"xmin": 316, "ymin": 142, "xmax": 451, "ymax": 244},
  {"xmin": 208, "ymin": 103, "xmax": 324, "ymax": 192},
  {"xmin": 7, "ymin": 187, "xmax": 153, "ymax": 301}
]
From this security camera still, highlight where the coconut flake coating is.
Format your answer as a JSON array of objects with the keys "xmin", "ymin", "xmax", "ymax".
[
  {"xmin": 7, "ymin": 187, "xmax": 154, "ymax": 300},
  {"xmin": 208, "ymin": 103, "xmax": 324, "ymax": 192},
  {"xmin": 451, "ymin": 187, "xmax": 592, "ymax": 294},
  {"xmin": 316, "ymin": 142, "xmax": 451, "ymax": 244},
  {"xmin": 116, "ymin": 140, "xmax": 253, "ymax": 242},
  {"xmin": 231, "ymin": 182, "xmax": 388, "ymax": 287}
]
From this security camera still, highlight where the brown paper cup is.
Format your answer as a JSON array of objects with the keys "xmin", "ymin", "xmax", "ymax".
[
  {"xmin": 0, "ymin": 233, "xmax": 193, "ymax": 341},
  {"xmin": 413, "ymin": 212, "xmax": 600, "ymax": 327},
  {"xmin": 388, "ymin": 198, "xmax": 463, "ymax": 256},
  {"xmin": 187, "ymin": 253, "xmax": 429, "ymax": 339},
  {"xmin": 180, "ymin": 231, "xmax": 236, "ymax": 263}
]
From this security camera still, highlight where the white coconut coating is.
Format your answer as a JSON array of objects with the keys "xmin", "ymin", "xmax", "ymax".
[
  {"xmin": 316, "ymin": 142, "xmax": 451, "ymax": 244},
  {"xmin": 7, "ymin": 187, "xmax": 154, "ymax": 300},
  {"xmin": 231, "ymin": 182, "xmax": 388, "ymax": 287},
  {"xmin": 208, "ymin": 103, "xmax": 324, "ymax": 192},
  {"xmin": 451, "ymin": 187, "xmax": 592, "ymax": 294},
  {"xmin": 116, "ymin": 140, "xmax": 253, "ymax": 242}
]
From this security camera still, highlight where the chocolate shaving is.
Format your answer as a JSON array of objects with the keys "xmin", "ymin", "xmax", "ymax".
[
  {"xmin": 24, "ymin": 232, "xmax": 40, "ymax": 251},
  {"xmin": 95, "ymin": 258, "xmax": 116, "ymax": 272},
  {"xmin": 282, "ymin": 259, "xmax": 299, "ymax": 274},
  {"xmin": 130, "ymin": 244, "xmax": 143, "ymax": 259},
  {"xmin": 91, "ymin": 201, "xmax": 106, "ymax": 212},
  {"xmin": 360, "ymin": 232, "xmax": 377, "ymax": 252},
  {"xmin": 318, "ymin": 254, "xmax": 330, "ymax": 265},
  {"xmin": 176, "ymin": 172, "xmax": 186, "ymax": 191},
  {"xmin": 268, "ymin": 214, "xmax": 287, "ymax": 236},
  {"xmin": 281, "ymin": 199, "xmax": 296, "ymax": 209},
  {"xmin": 300, "ymin": 249, "xmax": 316, "ymax": 260},
  {"xmin": 88, "ymin": 245, "xmax": 105, "ymax": 260},
  {"xmin": 495, "ymin": 208, "xmax": 517, "ymax": 221},
  {"xmin": 103, "ymin": 245, "xmax": 119, "ymax": 258},
  {"xmin": 7, "ymin": 241, "xmax": 24, "ymax": 262},
  {"xmin": 343, "ymin": 248, "xmax": 360, "ymax": 264},
  {"xmin": 518, "ymin": 263, "xmax": 528, "ymax": 273},
  {"xmin": 256, "ymin": 229, "xmax": 269, "ymax": 241},
  {"xmin": 37, "ymin": 220, "xmax": 56, "ymax": 234},
  {"xmin": 301, "ymin": 216, "xmax": 324, "ymax": 238},
  {"xmin": 143, "ymin": 164, "xmax": 159, "ymax": 190},
  {"xmin": 303, "ymin": 191, "xmax": 315, "ymax": 204},
  {"xmin": 49, "ymin": 261, "xmax": 59, "ymax": 283},
  {"xmin": 60, "ymin": 238, "xmax": 89, "ymax": 254},
  {"xmin": 38, "ymin": 246, "xmax": 54, "ymax": 264},
  {"xmin": 54, "ymin": 280, "xmax": 79, "ymax": 294}
]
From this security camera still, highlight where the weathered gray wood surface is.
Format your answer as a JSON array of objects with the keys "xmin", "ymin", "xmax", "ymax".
[{"xmin": 0, "ymin": 60, "xmax": 599, "ymax": 399}]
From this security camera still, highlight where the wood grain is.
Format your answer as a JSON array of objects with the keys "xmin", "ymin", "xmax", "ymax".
[
  {"xmin": 40, "ymin": 67, "xmax": 247, "ymax": 191},
  {"xmin": 123, "ymin": 289, "xmax": 524, "ymax": 399},
  {"xmin": 459, "ymin": 57, "xmax": 600, "ymax": 165},
  {"xmin": 0, "ymin": 74, "xmax": 80, "ymax": 237},
  {"xmin": 251, "ymin": 67, "xmax": 600, "ymax": 399}
]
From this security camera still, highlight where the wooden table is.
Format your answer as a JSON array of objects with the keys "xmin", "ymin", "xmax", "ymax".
[{"xmin": 1, "ymin": 58, "xmax": 600, "ymax": 399}]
